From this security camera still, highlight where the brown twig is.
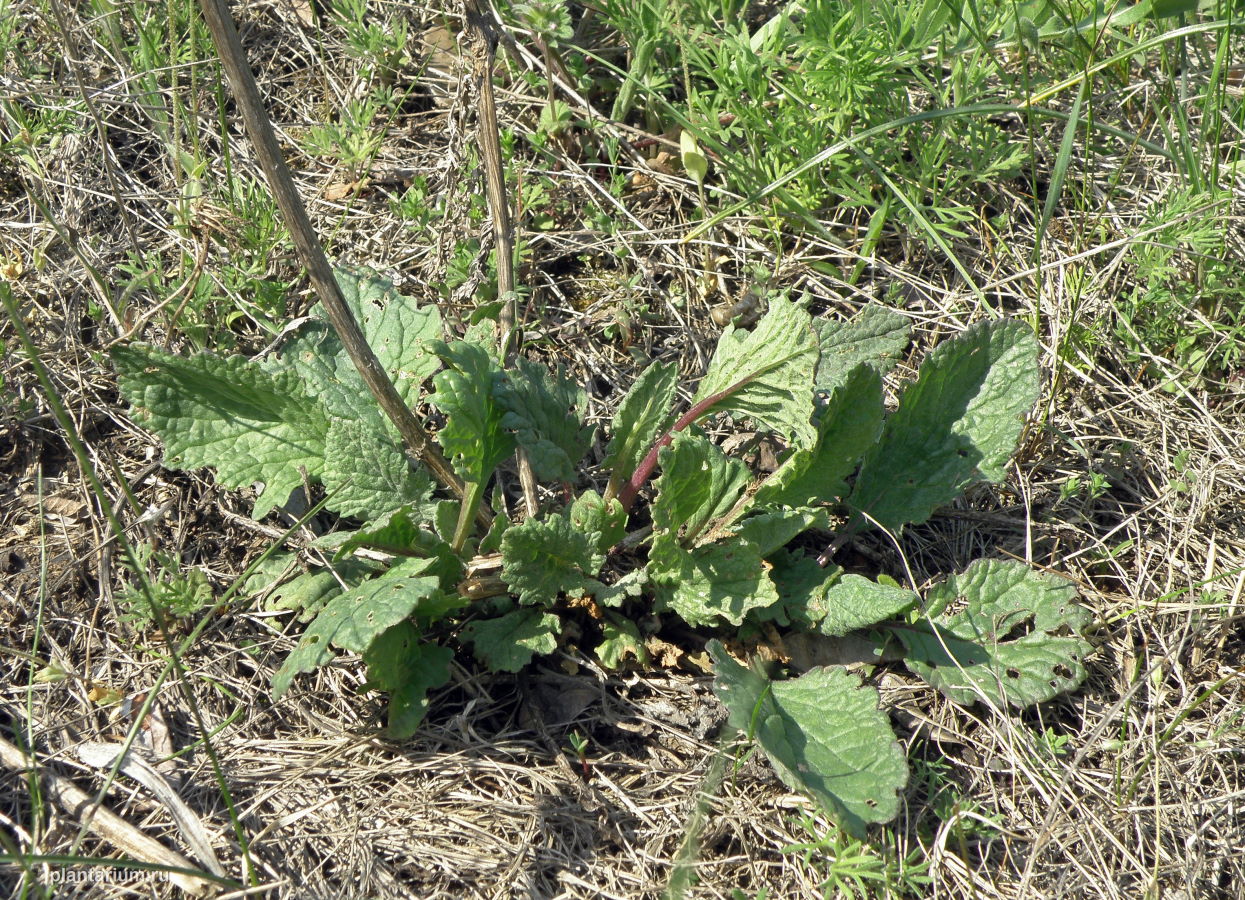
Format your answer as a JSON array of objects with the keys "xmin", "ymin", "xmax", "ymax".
[
  {"xmin": 196, "ymin": 0, "xmax": 491, "ymax": 531},
  {"xmin": 464, "ymin": 0, "xmax": 539, "ymax": 517}
]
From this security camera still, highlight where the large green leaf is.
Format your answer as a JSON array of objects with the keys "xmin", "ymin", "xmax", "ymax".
[
  {"xmin": 566, "ymin": 490, "xmax": 627, "ymax": 555},
  {"xmin": 649, "ymin": 537, "xmax": 778, "ymax": 626},
  {"xmin": 112, "ymin": 345, "xmax": 330, "ymax": 518},
  {"xmin": 362, "ymin": 621, "xmax": 453, "ymax": 738},
  {"xmin": 848, "ymin": 320, "xmax": 1038, "ymax": 531},
  {"xmin": 500, "ymin": 513, "xmax": 603, "ymax": 606},
  {"xmin": 322, "ymin": 418, "xmax": 434, "ymax": 520},
  {"xmin": 333, "ymin": 506, "xmax": 462, "ymax": 588},
  {"xmin": 602, "ymin": 361, "xmax": 679, "ymax": 495},
  {"xmin": 710, "ymin": 641, "xmax": 908, "ymax": 836},
  {"xmin": 329, "ymin": 265, "xmax": 443, "ymax": 408},
  {"xmin": 899, "ymin": 559, "xmax": 1092, "ymax": 707},
  {"xmin": 752, "ymin": 365, "xmax": 884, "ymax": 509},
  {"xmin": 735, "ymin": 508, "xmax": 829, "ymax": 557},
  {"xmin": 271, "ymin": 559, "xmax": 443, "ymax": 699},
  {"xmin": 818, "ymin": 575, "xmax": 920, "ymax": 637},
  {"xmin": 651, "ymin": 433, "xmax": 750, "ymax": 548},
  {"xmin": 813, "ymin": 304, "xmax": 910, "ymax": 394},
  {"xmin": 277, "ymin": 267, "xmax": 442, "ymax": 422},
  {"xmin": 462, "ymin": 609, "xmax": 561, "ymax": 672},
  {"xmin": 495, "ymin": 357, "xmax": 593, "ymax": 483},
  {"xmin": 428, "ymin": 341, "xmax": 516, "ymax": 484},
  {"xmin": 691, "ymin": 294, "xmax": 819, "ymax": 448}
]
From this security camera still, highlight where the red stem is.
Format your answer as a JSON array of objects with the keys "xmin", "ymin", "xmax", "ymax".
[{"xmin": 616, "ymin": 376, "xmax": 752, "ymax": 513}]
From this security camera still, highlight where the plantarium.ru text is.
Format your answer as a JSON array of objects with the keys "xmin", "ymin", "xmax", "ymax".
[{"xmin": 112, "ymin": 266, "xmax": 1093, "ymax": 836}]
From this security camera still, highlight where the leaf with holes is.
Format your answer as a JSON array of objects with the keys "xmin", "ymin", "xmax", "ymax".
[
  {"xmin": 897, "ymin": 559, "xmax": 1092, "ymax": 707},
  {"xmin": 271, "ymin": 558, "xmax": 443, "ymax": 699}
]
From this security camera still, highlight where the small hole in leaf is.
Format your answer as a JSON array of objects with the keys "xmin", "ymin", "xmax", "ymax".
[
  {"xmin": 956, "ymin": 448, "xmax": 968, "ymax": 458},
  {"xmin": 865, "ymin": 798, "xmax": 877, "ymax": 808},
  {"xmin": 1053, "ymin": 664, "xmax": 1073, "ymax": 679},
  {"xmin": 1006, "ymin": 668, "xmax": 1020, "ymax": 679}
]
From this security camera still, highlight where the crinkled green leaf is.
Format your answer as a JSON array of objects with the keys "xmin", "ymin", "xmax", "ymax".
[
  {"xmin": 735, "ymin": 508, "xmax": 829, "ymax": 557},
  {"xmin": 691, "ymin": 294, "xmax": 819, "ymax": 448},
  {"xmin": 329, "ymin": 265, "xmax": 443, "ymax": 408},
  {"xmin": 463, "ymin": 609, "xmax": 561, "ymax": 672},
  {"xmin": 322, "ymin": 418, "xmax": 434, "ymax": 520},
  {"xmin": 362, "ymin": 621, "xmax": 453, "ymax": 738},
  {"xmin": 849, "ymin": 320, "xmax": 1039, "ymax": 531},
  {"xmin": 428, "ymin": 341, "xmax": 516, "ymax": 483},
  {"xmin": 652, "ymin": 433, "xmax": 750, "ymax": 548},
  {"xmin": 752, "ymin": 366, "xmax": 883, "ymax": 508},
  {"xmin": 243, "ymin": 553, "xmax": 383, "ymax": 623},
  {"xmin": 814, "ymin": 304, "xmax": 910, "ymax": 394},
  {"xmin": 567, "ymin": 490, "xmax": 627, "ymax": 555},
  {"xmin": 710, "ymin": 641, "xmax": 907, "ymax": 836},
  {"xmin": 112, "ymin": 345, "xmax": 330, "ymax": 518},
  {"xmin": 752, "ymin": 549, "xmax": 842, "ymax": 627},
  {"xmin": 592, "ymin": 569, "xmax": 648, "ymax": 608},
  {"xmin": 899, "ymin": 559, "xmax": 1092, "ymax": 707},
  {"xmin": 603, "ymin": 361, "xmax": 679, "ymax": 494},
  {"xmin": 649, "ymin": 537, "xmax": 778, "ymax": 626},
  {"xmin": 495, "ymin": 357, "xmax": 593, "ymax": 483},
  {"xmin": 818, "ymin": 575, "xmax": 920, "ymax": 637},
  {"xmin": 271, "ymin": 559, "xmax": 442, "ymax": 699},
  {"xmin": 333, "ymin": 506, "xmax": 462, "ymax": 588},
  {"xmin": 274, "ymin": 320, "xmax": 379, "ymax": 427},
  {"xmin": 276, "ymin": 266, "xmax": 441, "ymax": 423},
  {"xmin": 500, "ymin": 514, "xmax": 603, "ymax": 606},
  {"xmin": 598, "ymin": 614, "xmax": 649, "ymax": 669}
]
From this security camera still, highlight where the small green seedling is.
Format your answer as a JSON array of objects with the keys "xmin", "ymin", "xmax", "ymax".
[{"xmin": 112, "ymin": 265, "xmax": 1093, "ymax": 836}]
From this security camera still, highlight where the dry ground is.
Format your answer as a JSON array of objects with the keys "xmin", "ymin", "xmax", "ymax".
[{"xmin": 1, "ymin": 1, "xmax": 1244, "ymax": 898}]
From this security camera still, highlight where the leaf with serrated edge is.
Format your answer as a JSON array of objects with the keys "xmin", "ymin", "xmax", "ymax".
[
  {"xmin": 652, "ymin": 433, "xmax": 750, "ymax": 549},
  {"xmin": 362, "ymin": 621, "xmax": 453, "ymax": 738},
  {"xmin": 322, "ymin": 418, "xmax": 434, "ymax": 520},
  {"xmin": 818, "ymin": 575, "xmax": 920, "ymax": 637},
  {"xmin": 496, "ymin": 357, "xmax": 594, "ymax": 484},
  {"xmin": 567, "ymin": 490, "xmax": 626, "ymax": 555},
  {"xmin": 691, "ymin": 294, "xmax": 818, "ymax": 448},
  {"xmin": 603, "ymin": 361, "xmax": 679, "ymax": 495},
  {"xmin": 752, "ymin": 366, "xmax": 883, "ymax": 509},
  {"xmin": 330, "ymin": 266, "xmax": 442, "ymax": 407},
  {"xmin": 710, "ymin": 641, "xmax": 907, "ymax": 836},
  {"xmin": 501, "ymin": 514, "xmax": 603, "ymax": 606},
  {"xmin": 849, "ymin": 320, "xmax": 1038, "ymax": 531},
  {"xmin": 649, "ymin": 537, "xmax": 778, "ymax": 626},
  {"xmin": 428, "ymin": 341, "xmax": 516, "ymax": 483},
  {"xmin": 463, "ymin": 609, "xmax": 561, "ymax": 672},
  {"xmin": 112, "ymin": 345, "xmax": 329, "ymax": 518},
  {"xmin": 814, "ymin": 304, "xmax": 910, "ymax": 394},
  {"xmin": 271, "ymin": 558, "xmax": 442, "ymax": 699},
  {"xmin": 899, "ymin": 559, "xmax": 1092, "ymax": 707},
  {"xmin": 598, "ymin": 614, "xmax": 649, "ymax": 668}
]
